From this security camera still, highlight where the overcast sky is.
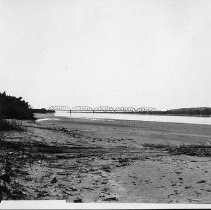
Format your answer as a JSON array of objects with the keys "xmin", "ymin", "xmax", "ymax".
[{"xmin": 0, "ymin": 0, "xmax": 210, "ymax": 110}]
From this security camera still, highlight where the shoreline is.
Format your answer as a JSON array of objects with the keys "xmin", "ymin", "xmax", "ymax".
[
  {"xmin": 36, "ymin": 113, "xmax": 211, "ymax": 126},
  {"xmin": 0, "ymin": 115, "xmax": 211, "ymax": 203}
]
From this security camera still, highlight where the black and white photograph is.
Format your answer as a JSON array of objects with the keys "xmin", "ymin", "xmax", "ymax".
[{"xmin": 0, "ymin": 0, "xmax": 211, "ymax": 208}]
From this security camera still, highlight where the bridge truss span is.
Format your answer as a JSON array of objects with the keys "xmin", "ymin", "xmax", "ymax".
[
  {"xmin": 49, "ymin": 106, "xmax": 70, "ymax": 111},
  {"xmin": 115, "ymin": 107, "xmax": 136, "ymax": 113},
  {"xmin": 71, "ymin": 106, "xmax": 94, "ymax": 113},
  {"xmin": 136, "ymin": 107, "xmax": 157, "ymax": 112},
  {"xmin": 94, "ymin": 106, "xmax": 115, "ymax": 113}
]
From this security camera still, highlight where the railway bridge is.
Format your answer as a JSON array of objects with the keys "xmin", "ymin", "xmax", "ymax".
[{"xmin": 49, "ymin": 106, "xmax": 157, "ymax": 113}]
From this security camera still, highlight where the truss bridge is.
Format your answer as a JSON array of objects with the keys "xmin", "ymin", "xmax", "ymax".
[{"xmin": 49, "ymin": 106, "xmax": 157, "ymax": 113}]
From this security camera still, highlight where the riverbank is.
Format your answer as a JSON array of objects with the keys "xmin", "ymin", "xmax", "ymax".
[{"xmin": 0, "ymin": 114, "xmax": 211, "ymax": 203}]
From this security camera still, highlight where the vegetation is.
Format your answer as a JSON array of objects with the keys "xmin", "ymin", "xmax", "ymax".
[
  {"xmin": 140, "ymin": 107, "xmax": 211, "ymax": 117},
  {"xmin": 0, "ymin": 91, "xmax": 32, "ymax": 132},
  {"xmin": 31, "ymin": 108, "xmax": 55, "ymax": 114},
  {"xmin": 0, "ymin": 119, "xmax": 25, "ymax": 132},
  {"xmin": 0, "ymin": 91, "xmax": 34, "ymax": 120},
  {"xmin": 0, "ymin": 91, "xmax": 31, "ymax": 201},
  {"xmin": 165, "ymin": 107, "xmax": 211, "ymax": 116}
]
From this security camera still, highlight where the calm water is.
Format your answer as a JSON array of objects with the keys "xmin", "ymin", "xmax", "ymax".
[{"xmin": 54, "ymin": 111, "xmax": 211, "ymax": 125}]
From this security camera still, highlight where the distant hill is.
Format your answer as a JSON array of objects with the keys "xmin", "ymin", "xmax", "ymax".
[{"xmin": 165, "ymin": 107, "xmax": 211, "ymax": 116}]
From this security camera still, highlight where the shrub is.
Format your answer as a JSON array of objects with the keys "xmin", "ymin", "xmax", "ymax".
[{"xmin": 0, "ymin": 119, "xmax": 25, "ymax": 132}]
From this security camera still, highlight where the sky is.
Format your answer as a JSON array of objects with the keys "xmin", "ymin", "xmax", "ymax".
[{"xmin": 0, "ymin": 0, "xmax": 210, "ymax": 110}]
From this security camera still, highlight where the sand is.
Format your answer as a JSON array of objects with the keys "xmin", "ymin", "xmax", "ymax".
[{"xmin": 0, "ymin": 113, "xmax": 211, "ymax": 203}]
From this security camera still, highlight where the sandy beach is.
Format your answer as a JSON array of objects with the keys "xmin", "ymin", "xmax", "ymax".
[{"xmin": 1, "ymin": 114, "xmax": 211, "ymax": 203}]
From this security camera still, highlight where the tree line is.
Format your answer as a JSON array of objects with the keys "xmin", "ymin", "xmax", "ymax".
[
  {"xmin": 0, "ymin": 91, "xmax": 34, "ymax": 120},
  {"xmin": 148, "ymin": 107, "xmax": 211, "ymax": 117},
  {"xmin": 165, "ymin": 107, "xmax": 211, "ymax": 116}
]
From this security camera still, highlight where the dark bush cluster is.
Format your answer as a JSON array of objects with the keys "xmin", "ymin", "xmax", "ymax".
[
  {"xmin": 0, "ymin": 91, "xmax": 34, "ymax": 120},
  {"xmin": 31, "ymin": 108, "xmax": 55, "ymax": 114}
]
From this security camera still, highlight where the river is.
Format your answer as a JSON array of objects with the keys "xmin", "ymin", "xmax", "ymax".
[{"xmin": 54, "ymin": 111, "xmax": 211, "ymax": 125}]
